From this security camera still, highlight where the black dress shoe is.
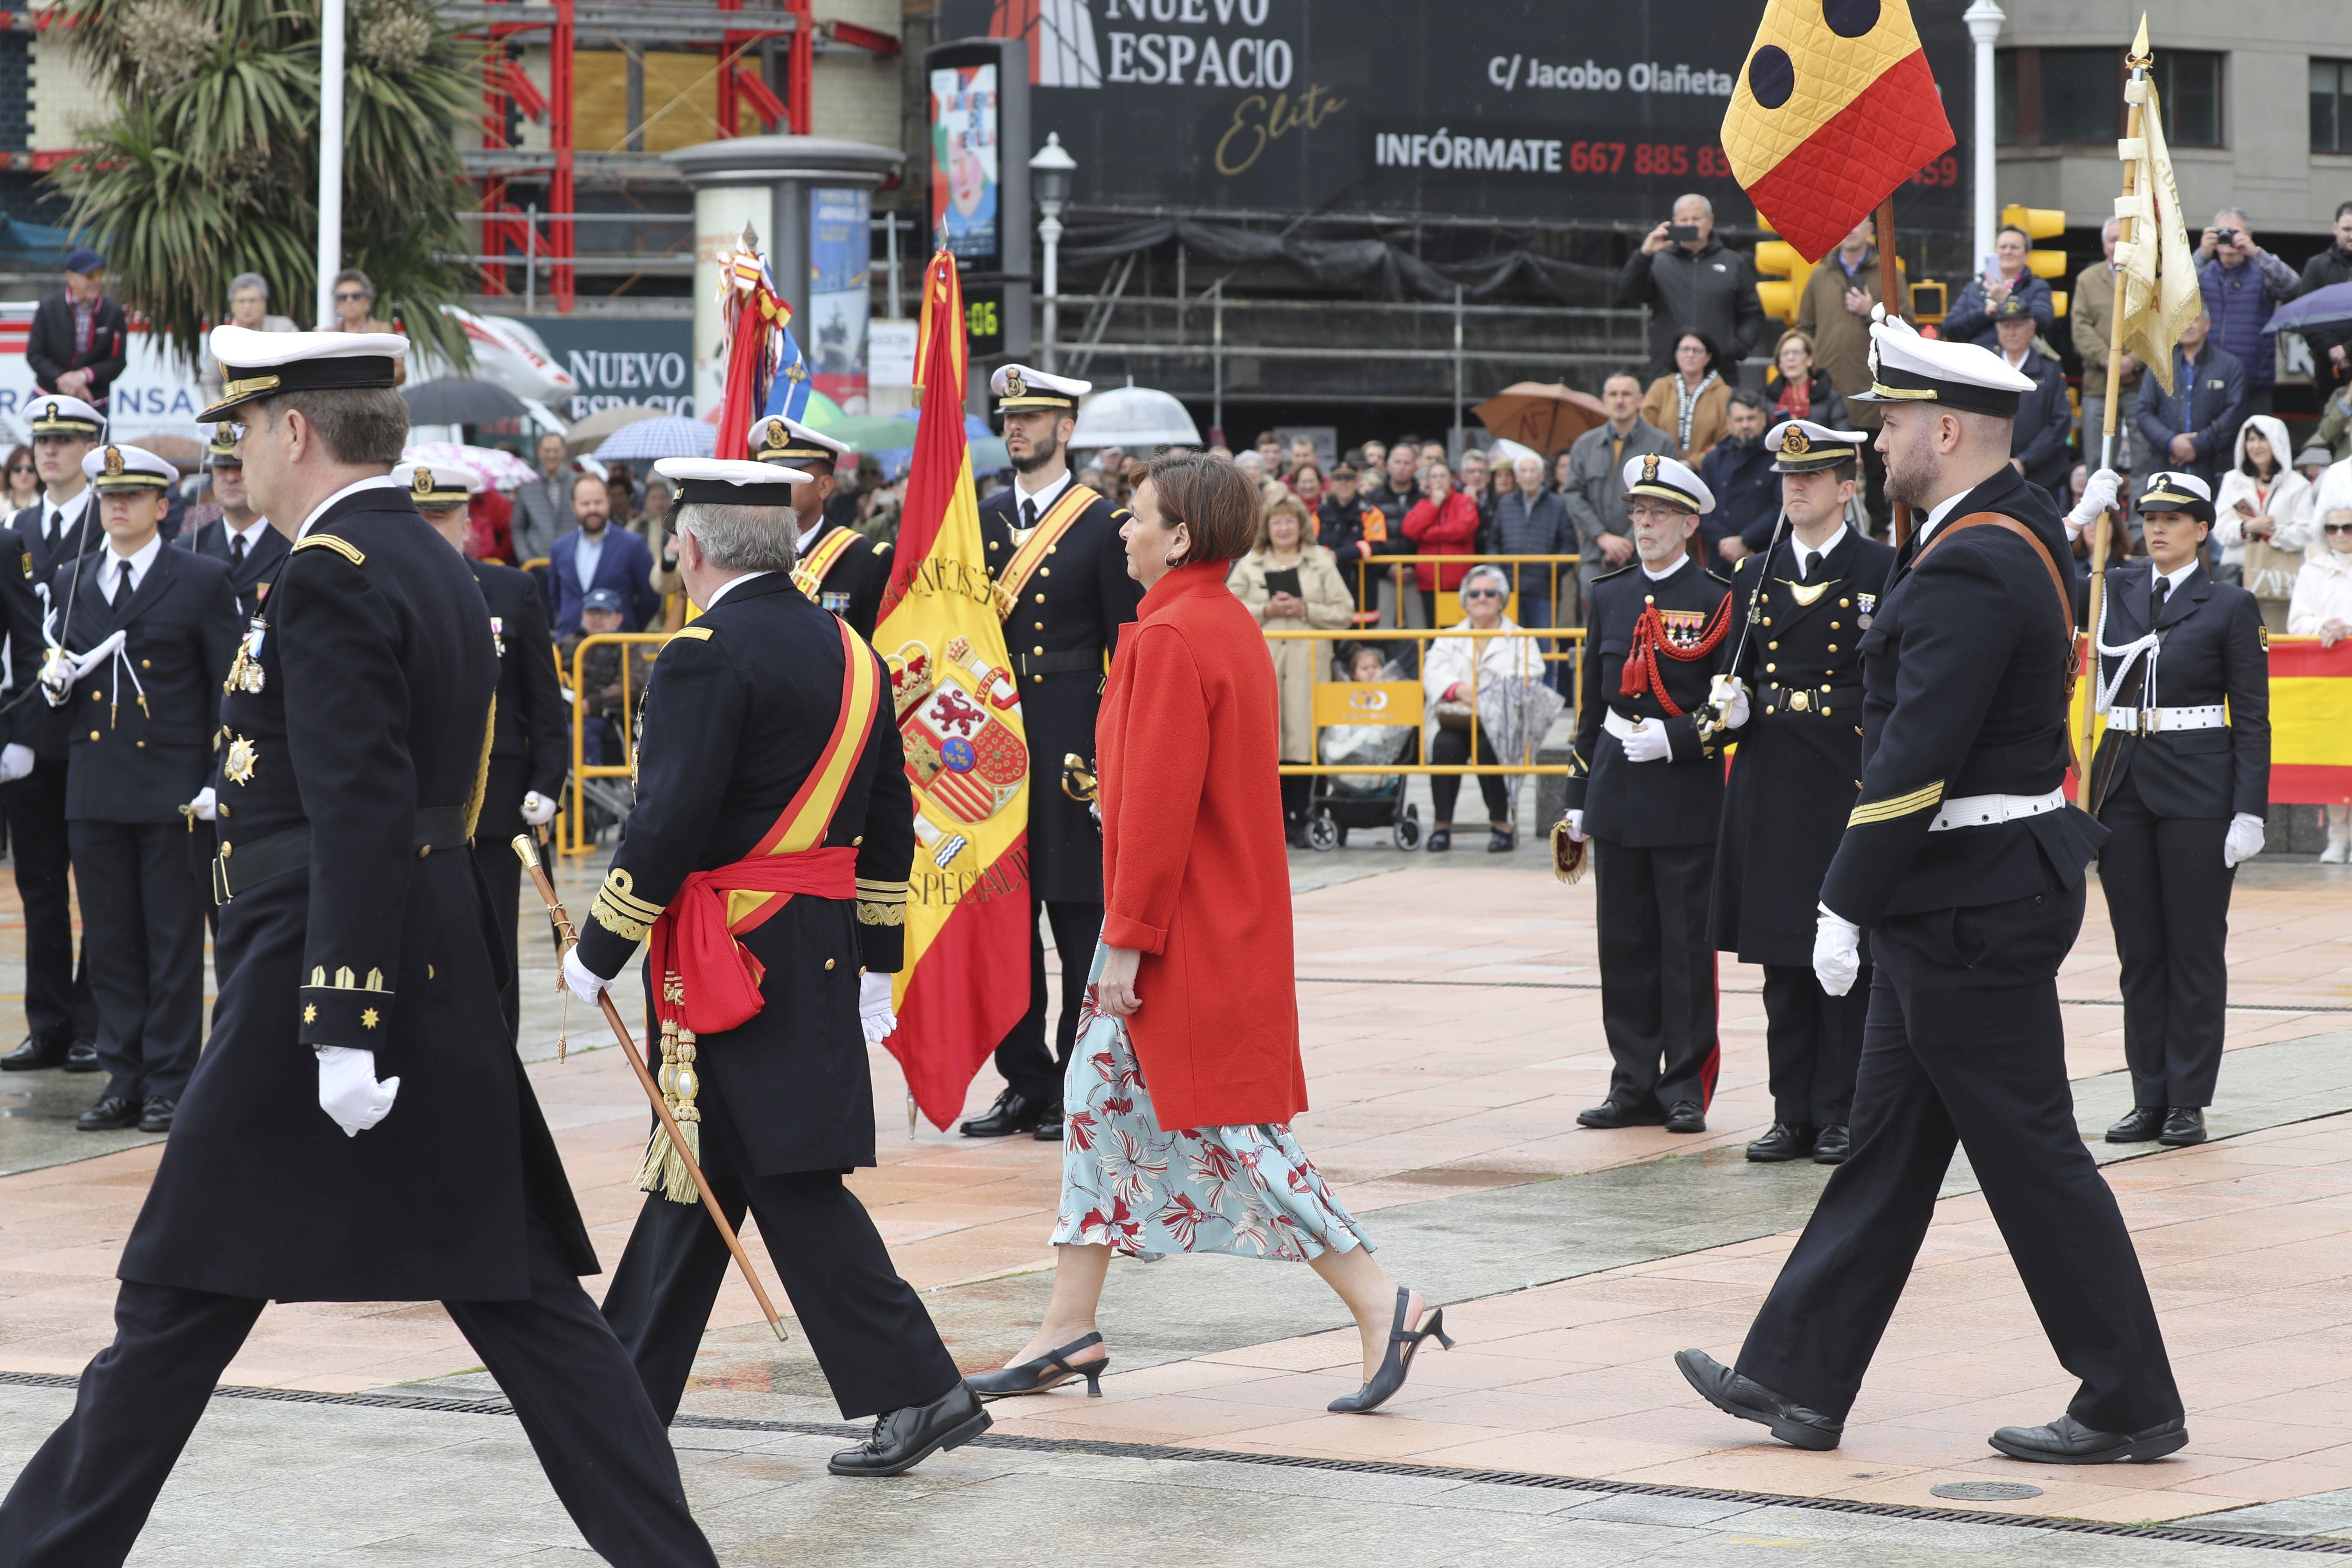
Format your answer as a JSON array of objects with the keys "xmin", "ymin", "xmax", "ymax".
[
  {"xmin": 959, "ymin": 1088, "xmax": 1044, "ymax": 1138},
  {"xmin": 829, "ymin": 1381, "xmax": 991, "ymax": 1476},
  {"xmin": 2107, "ymin": 1106, "xmax": 2165, "ymax": 1143},
  {"xmin": 1486, "ymin": 827, "xmax": 1516, "ymax": 853},
  {"xmin": 1426, "ymin": 827, "xmax": 1452, "ymax": 852},
  {"xmin": 1576, "ymin": 1098, "xmax": 1663, "ymax": 1130},
  {"xmin": 1746, "ymin": 1122, "xmax": 1815, "ymax": 1162},
  {"xmin": 77, "ymin": 1096, "xmax": 138, "ymax": 1132},
  {"xmin": 1675, "ymin": 1348, "xmax": 1842, "ymax": 1451},
  {"xmin": 1989, "ymin": 1412, "xmax": 2187, "ymax": 1464},
  {"xmin": 1664, "ymin": 1100, "xmax": 1706, "ymax": 1135},
  {"xmin": 62, "ymin": 1039, "xmax": 99, "ymax": 1074},
  {"xmin": 2158, "ymin": 1106, "xmax": 2208, "ymax": 1147},
  {"xmin": 0, "ymin": 1035, "xmax": 65, "ymax": 1072},
  {"xmin": 1032, "ymin": 1102, "xmax": 1065, "ymax": 1142},
  {"xmin": 1811, "ymin": 1124, "xmax": 1851, "ymax": 1165},
  {"xmin": 138, "ymin": 1096, "xmax": 175, "ymax": 1134}
]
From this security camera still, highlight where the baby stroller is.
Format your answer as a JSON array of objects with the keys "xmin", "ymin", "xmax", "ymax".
[{"xmin": 1305, "ymin": 656, "xmax": 1422, "ymax": 851}]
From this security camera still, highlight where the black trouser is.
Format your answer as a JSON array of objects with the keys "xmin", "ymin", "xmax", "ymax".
[
  {"xmin": 1760, "ymin": 963, "xmax": 1868, "ymax": 1127},
  {"xmin": 0, "ymin": 1213, "xmax": 717, "ymax": 1568},
  {"xmin": 4, "ymin": 759, "xmax": 95, "ymax": 1046},
  {"xmin": 66, "ymin": 821, "xmax": 204, "ymax": 1104},
  {"xmin": 2097, "ymin": 777, "xmax": 2233, "ymax": 1109},
  {"xmin": 601, "ymin": 1097, "xmax": 961, "ymax": 1422},
  {"xmin": 1430, "ymin": 726, "xmax": 1508, "ymax": 825},
  {"xmin": 1280, "ymin": 773, "xmax": 1311, "ymax": 826},
  {"xmin": 1593, "ymin": 838, "xmax": 1719, "ymax": 1111},
  {"xmin": 1735, "ymin": 883, "xmax": 2182, "ymax": 1433},
  {"xmin": 992, "ymin": 897, "xmax": 1102, "ymax": 1106},
  {"xmin": 470, "ymin": 755, "xmax": 531, "ymax": 1043}
]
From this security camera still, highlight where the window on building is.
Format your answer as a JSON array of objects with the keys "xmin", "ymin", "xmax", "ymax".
[
  {"xmin": 2154, "ymin": 50, "xmax": 2224, "ymax": 148},
  {"xmin": 2317, "ymin": 59, "xmax": 2352, "ymax": 155},
  {"xmin": 1996, "ymin": 47, "xmax": 2226, "ymax": 148}
]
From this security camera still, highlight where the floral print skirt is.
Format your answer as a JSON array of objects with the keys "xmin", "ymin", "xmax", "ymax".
[{"xmin": 1049, "ymin": 941, "xmax": 1373, "ymax": 1263}]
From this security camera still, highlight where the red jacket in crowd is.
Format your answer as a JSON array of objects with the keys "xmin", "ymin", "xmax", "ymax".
[{"xmin": 1401, "ymin": 490, "xmax": 1480, "ymax": 591}]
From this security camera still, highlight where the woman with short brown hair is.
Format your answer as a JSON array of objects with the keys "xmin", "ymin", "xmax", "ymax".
[{"xmin": 969, "ymin": 453, "xmax": 1449, "ymax": 1415}]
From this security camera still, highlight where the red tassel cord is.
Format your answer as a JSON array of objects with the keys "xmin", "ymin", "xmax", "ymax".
[{"xmin": 1618, "ymin": 596, "xmax": 1734, "ymax": 717}]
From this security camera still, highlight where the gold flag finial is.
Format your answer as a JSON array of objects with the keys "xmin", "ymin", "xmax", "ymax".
[{"xmin": 2129, "ymin": 12, "xmax": 2150, "ymax": 63}]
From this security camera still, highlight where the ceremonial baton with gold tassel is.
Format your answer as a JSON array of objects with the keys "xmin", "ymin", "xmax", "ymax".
[{"xmin": 512, "ymin": 834, "xmax": 788, "ymax": 1343}]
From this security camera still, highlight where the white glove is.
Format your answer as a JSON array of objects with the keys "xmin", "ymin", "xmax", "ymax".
[
  {"xmin": 1563, "ymin": 809, "xmax": 1586, "ymax": 842},
  {"xmin": 1716, "ymin": 683, "xmax": 1751, "ymax": 731},
  {"xmin": 1813, "ymin": 903, "xmax": 1862, "ymax": 997},
  {"xmin": 520, "ymin": 790, "xmax": 557, "ymax": 826},
  {"xmin": 316, "ymin": 1045, "xmax": 400, "ymax": 1137},
  {"xmin": 2223, "ymin": 812, "xmax": 2266, "ymax": 868},
  {"xmin": 0, "ymin": 743, "xmax": 32, "ymax": 783},
  {"xmin": 187, "ymin": 786, "xmax": 216, "ymax": 821},
  {"xmin": 1619, "ymin": 719, "xmax": 1672, "ymax": 763},
  {"xmin": 858, "ymin": 971, "xmax": 898, "ymax": 1044},
  {"xmin": 2065, "ymin": 467, "xmax": 2122, "ymax": 539},
  {"xmin": 36, "ymin": 649, "xmax": 72, "ymax": 706},
  {"xmin": 562, "ymin": 945, "xmax": 612, "ymax": 1007}
]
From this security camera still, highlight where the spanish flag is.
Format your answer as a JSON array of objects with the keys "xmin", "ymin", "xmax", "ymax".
[
  {"xmin": 1720, "ymin": 0, "xmax": 1954, "ymax": 263},
  {"xmin": 873, "ymin": 253, "xmax": 1036, "ymax": 1129}
]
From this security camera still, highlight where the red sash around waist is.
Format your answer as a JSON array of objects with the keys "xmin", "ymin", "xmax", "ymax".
[{"xmin": 646, "ymin": 845, "xmax": 858, "ymax": 1035}]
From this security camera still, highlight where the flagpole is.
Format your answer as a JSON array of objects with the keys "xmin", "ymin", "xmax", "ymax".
[
  {"xmin": 1874, "ymin": 196, "xmax": 1912, "ymax": 549},
  {"xmin": 2086, "ymin": 30, "xmax": 2152, "ymax": 786}
]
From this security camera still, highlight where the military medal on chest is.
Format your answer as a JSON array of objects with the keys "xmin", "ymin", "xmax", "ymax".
[
  {"xmin": 224, "ymin": 615, "xmax": 268, "ymax": 695},
  {"xmin": 224, "ymin": 734, "xmax": 259, "ymax": 785},
  {"xmin": 489, "ymin": 615, "xmax": 505, "ymax": 658}
]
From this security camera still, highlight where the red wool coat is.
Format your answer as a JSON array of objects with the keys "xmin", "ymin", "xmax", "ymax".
[
  {"xmin": 1401, "ymin": 490, "xmax": 1480, "ymax": 591},
  {"xmin": 1097, "ymin": 561, "xmax": 1307, "ymax": 1130}
]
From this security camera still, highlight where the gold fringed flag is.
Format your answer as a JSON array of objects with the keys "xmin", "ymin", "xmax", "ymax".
[
  {"xmin": 1719, "ymin": 0, "xmax": 1954, "ymax": 262},
  {"xmin": 2112, "ymin": 18, "xmax": 2201, "ymax": 395},
  {"xmin": 872, "ymin": 253, "xmax": 1035, "ymax": 1130}
]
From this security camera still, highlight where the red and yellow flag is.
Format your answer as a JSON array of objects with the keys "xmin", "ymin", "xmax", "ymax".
[
  {"xmin": 1719, "ymin": 0, "xmax": 1954, "ymax": 262},
  {"xmin": 874, "ymin": 253, "xmax": 1035, "ymax": 1129}
]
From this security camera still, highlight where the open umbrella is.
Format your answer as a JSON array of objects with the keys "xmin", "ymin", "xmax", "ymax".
[
  {"xmin": 403, "ymin": 377, "xmax": 528, "ymax": 426},
  {"xmin": 803, "ymin": 414, "xmax": 932, "ymax": 452},
  {"xmin": 1474, "ymin": 383, "xmax": 1608, "ymax": 457},
  {"xmin": 593, "ymin": 416, "xmax": 715, "ymax": 463},
  {"xmin": 563, "ymin": 404, "xmax": 669, "ymax": 456},
  {"xmin": 2264, "ymin": 282, "xmax": 2352, "ymax": 338},
  {"xmin": 401, "ymin": 442, "xmax": 538, "ymax": 489}
]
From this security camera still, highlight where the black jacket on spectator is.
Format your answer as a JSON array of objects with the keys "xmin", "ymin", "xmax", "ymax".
[
  {"xmin": 2009, "ymin": 350, "xmax": 2076, "ymax": 499},
  {"xmin": 25, "ymin": 291, "xmax": 129, "ymax": 406},
  {"xmin": 2300, "ymin": 243, "xmax": 2352, "ymax": 377},
  {"xmin": 2135, "ymin": 342, "xmax": 2248, "ymax": 490},
  {"xmin": 1315, "ymin": 496, "xmax": 1387, "ymax": 612},
  {"xmin": 1488, "ymin": 488, "xmax": 1575, "ymax": 608},
  {"xmin": 1617, "ymin": 239, "xmax": 1767, "ymax": 379},
  {"xmin": 1698, "ymin": 437, "xmax": 1781, "ymax": 554},
  {"xmin": 1363, "ymin": 479, "xmax": 1421, "ymax": 543}
]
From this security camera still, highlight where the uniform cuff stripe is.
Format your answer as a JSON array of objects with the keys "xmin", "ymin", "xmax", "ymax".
[{"xmin": 1847, "ymin": 781, "xmax": 1945, "ymax": 827}]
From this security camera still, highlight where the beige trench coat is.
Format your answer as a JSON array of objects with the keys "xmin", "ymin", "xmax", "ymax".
[{"xmin": 1229, "ymin": 545, "xmax": 1354, "ymax": 761}]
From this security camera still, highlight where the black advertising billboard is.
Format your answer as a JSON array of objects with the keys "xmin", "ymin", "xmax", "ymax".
[{"xmin": 940, "ymin": 1, "xmax": 1971, "ymax": 230}]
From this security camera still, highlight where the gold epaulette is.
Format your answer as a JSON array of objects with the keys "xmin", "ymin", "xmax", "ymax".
[
  {"xmin": 293, "ymin": 534, "xmax": 364, "ymax": 566},
  {"xmin": 670, "ymin": 626, "xmax": 714, "ymax": 642}
]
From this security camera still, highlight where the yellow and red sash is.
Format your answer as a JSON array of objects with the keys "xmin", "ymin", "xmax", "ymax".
[
  {"xmin": 991, "ymin": 482, "xmax": 1099, "ymax": 620},
  {"xmin": 791, "ymin": 524, "xmax": 864, "ymax": 603},
  {"xmin": 645, "ymin": 616, "xmax": 882, "ymax": 1035}
]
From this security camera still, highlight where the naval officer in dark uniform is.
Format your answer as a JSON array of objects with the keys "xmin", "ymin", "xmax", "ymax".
[
  {"xmin": 1680, "ymin": 317, "xmax": 2186, "ymax": 1467},
  {"xmin": 401, "ymin": 459, "xmax": 569, "ymax": 1042},
  {"xmin": 1562, "ymin": 453, "xmax": 1737, "ymax": 1136},
  {"xmin": 566, "ymin": 456, "xmax": 986, "ymax": 1479},
  {"xmin": 42, "ymin": 444, "xmax": 239, "ymax": 1135},
  {"xmin": 174, "ymin": 424, "xmax": 288, "ymax": 619},
  {"xmin": 963, "ymin": 363, "xmax": 1143, "ymax": 1142},
  {"xmin": 0, "ymin": 327, "xmax": 721, "ymax": 1567},
  {"xmin": 753, "ymin": 413, "xmax": 891, "ymax": 640},
  {"xmin": 0, "ymin": 393, "xmax": 105, "ymax": 1074},
  {"xmin": 1711, "ymin": 421, "xmax": 1896, "ymax": 1166},
  {"xmin": 2074, "ymin": 468, "xmax": 2269, "ymax": 1150}
]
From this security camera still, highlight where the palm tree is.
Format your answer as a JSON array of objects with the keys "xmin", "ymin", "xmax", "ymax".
[{"xmin": 48, "ymin": 0, "xmax": 476, "ymax": 366}]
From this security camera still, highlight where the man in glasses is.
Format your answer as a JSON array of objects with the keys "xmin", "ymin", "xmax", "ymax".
[{"xmin": 1561, "ymin": 453, "xmax": 1736, "ymax": 1136}]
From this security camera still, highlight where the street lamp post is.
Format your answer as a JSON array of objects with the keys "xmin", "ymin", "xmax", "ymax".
[
  {"xmin": 1030, "ymin": 132, "xmax": 1076, "ymax": 373},
  {"xmin": 1963, "ymin": 0, "xmax": 2005, "ymax": 272}
]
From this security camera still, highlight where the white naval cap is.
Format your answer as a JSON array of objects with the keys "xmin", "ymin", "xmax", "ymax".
[
  {"xmin": 2138, "ymin": 469, "xmax": 2215, "ymax": 522},
  {"xmin": 990, "ymin": 363, "xmax": 1091, "ymax": 413},
  {"xmin": 1768, "ymin": 418, "xmax": 1871, "ymax": 473},
  {"xmin": 1852, "ymin": 309, "xmax": 2033, "ymax": 419},
  {"xmin": 199, "ymin": 325, "xmax": 410, "ymax": 423},
  {"xmin": 751, "ymin": 414, "xmax": 854, "ymax": 468},
  {"xmin": 1620, "ymin": 451, "xmax": 1715, "ymax": 514},
  {"xmin": 393, "ymin": 459, "xmax": 482, "ymax": 508},
  {"xmin": 654, "ymin": 456, "xmax": 809, "ymax": 509},
  {"xmin": 81, "ymin": 443, "xmax": 176, "ymax": 491},
  {"xmin": 27, "ymin": 393, "xmax": 104, "ymax": 438}
]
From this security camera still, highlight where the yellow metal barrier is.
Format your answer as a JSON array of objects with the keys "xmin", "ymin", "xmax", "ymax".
[
  {"xmin": 1344, "ymin": 552, "xmax": 1584, "ymax": 628},
  {"xmin": 1262, "ymin": 625, "xmax": 1586, "ymax": 776},
  {"xmin": 562, "ymin": 630, "xmax": 677, "ymax": 855}
]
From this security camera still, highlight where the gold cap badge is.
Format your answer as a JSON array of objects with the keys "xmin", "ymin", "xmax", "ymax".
[
  {"xmin": 1783, "ymin": 427, "xmax": 1811, "ymax": 454},
  {"xmin": 1641, "ymin": 454, "xmax": 1660, "ymax": 483},
  {"xmin": 43, "ymin": 401, "xmax": 58, "ymax": 422},
  {"xmin": 1004, "ymin": 369, "xmax": 1027, "ymax": 398},
  {"xmin": 411, "ymin": 467, "xmax": 434, "ymax": 496},
  {"xmin": 103, "ymin": 447, "xmax": 122, "ymax": 477}
]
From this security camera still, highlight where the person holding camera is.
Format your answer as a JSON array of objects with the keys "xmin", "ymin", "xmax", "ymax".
[
  {"xmin": 2198, "ymin": 209, "xmax": 2301, "ymax": 422},
  {"xmin": 1617, "ymin": 193, "xmax": 1766, "ymax": 383}
]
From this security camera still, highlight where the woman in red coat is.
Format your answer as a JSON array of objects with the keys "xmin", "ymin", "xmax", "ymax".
[
  {"xmin": 1400, "ymin": 457, "xmax": 1480, "ymax": 625},
  {"xmin": 968, "ymin": 453, "xmax": 1449, "ymax": 1415}
]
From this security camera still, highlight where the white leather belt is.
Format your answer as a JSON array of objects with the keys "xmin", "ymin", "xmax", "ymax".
[
  {"xmin": 1927, "ymin": 788, "xmax": 2067, "ymax": 833},
  {"xmin": 1602, "ymin": 709, "xmax": 1657, "ymax": 740},
  {"xmin": 2104, "ymin": 704, "xmax": 2226, "ymax": 734}
]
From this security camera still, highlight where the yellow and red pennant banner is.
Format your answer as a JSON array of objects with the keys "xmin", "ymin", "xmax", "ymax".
[
  {"xmin": 873, "ymin": 252, "xmax": 1035, "ymax": 1129},
  {"xmin": 1719, "ymin": 0, "xmax": 1954, "ymax": 262}
]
